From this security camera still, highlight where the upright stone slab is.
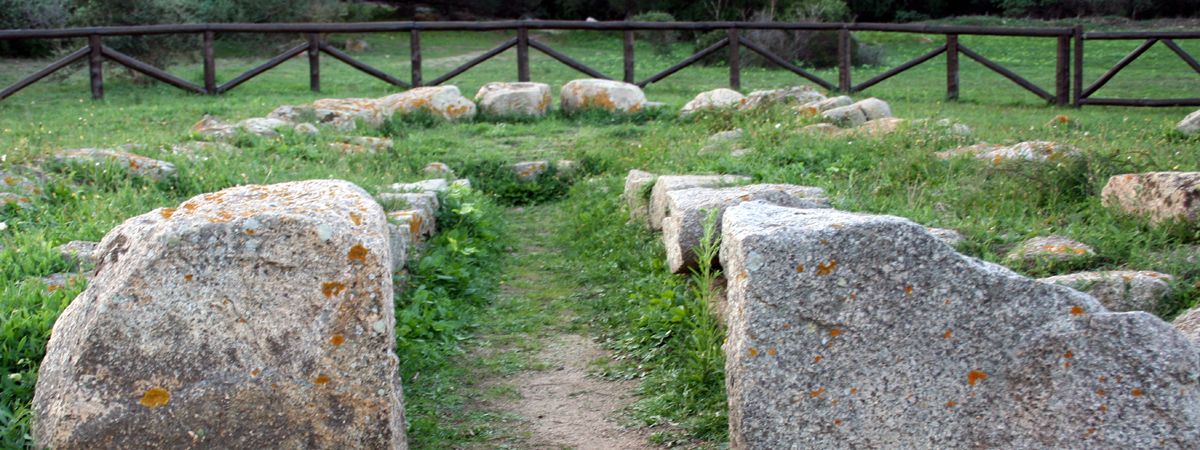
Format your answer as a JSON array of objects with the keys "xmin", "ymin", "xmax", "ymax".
[
  {"xmin": 474, "ymin": 82, "xmax": 552, "ymax": 116},
  {"xmin": 719, "ymin": 202, "xmax": 1200, "ymax": 449},
  {"xmin": 661, "ymin": 184, "xmax": 828, "ymax": 274},
  {"xmin": 53, "ymin": 148, "xmax": 176, "ymax": 180},
  {"xmin": 1102, "ymin": 172, "xmax": 1200, "ymax": 224},
  {"xmin": 33, "ymin": 180, "xmax": 407, "ymax": 449},
  {"xmin": 560, "ymin": 79, "xmax": 646, "ymax": 114},
  {"xmin": 648, "ymin": 174, "xmax": 751, "ymax": 231},
  {"xmin": 623, "ymin": 170, "xmax": 656, "ymax": 225}
]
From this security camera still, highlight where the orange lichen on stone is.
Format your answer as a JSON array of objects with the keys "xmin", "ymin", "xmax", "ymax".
[
  {"xmin": 904, "ymin": 285, "xmax": 913, "ymax": 295},
  {"xmin": 967, "ymin": 370, "xmax": 988, "ymax": 386},
  {"xmin": 139, "ymin": 387, "xmax": 171, "ymax": 408},
  {"xmin": 1096, "ymin": 388, "xmax": 1106, "ymax": 396},
  {"xmin": 330, "ymin": 334, "xmax": 345, "ymax": 346},
  {"xmin": 314, "ymin": 374, "xmax": 331, "ymax": 385},
  {"xmin": 411, "ymin": 215, "xmax": 423, "ymax": 235},
  {"xmin": 830, "ymin": 328, "xmax": 842, "ymax": 337},
  {"xmin": 160, "ymin": 208, "xmax": 176, "ymax": 219},
  {"xmin": 833, "ymin": 419, "xmax": 843, "ymax": 426},
  {"xmin": 747, "ymin": 347, "xmax": 760, "ymax": 357},
  {"xmin": 816, "ymin": 260, "xmax": 838, "ymax": 276},
  {"xmin": 944, "ymin": 329, "xmax": 953, "ymax": 339},
  {"xmin": 946, "ymin": 400, "xmax": 957, "ymax": 408},
  {"xmin": 321, "ymin": 282, "xmax": 346, "ymax": 298},
  {"xmin": 349, "ymin": 212, "xmax": 362, "ymax": 226},
  {"xmin": 245, "ymin": 229, "xmax": 256, "ymax": 235},
  {"xmin": 796, "ymin": 264, "xmax": 805, "ymax": 273},
  {"xmin": 813, "ymin": 355, "xmax": 823, "ymax": 363},
  {"xmin": 182, "ymin": 202, "xmax": 198, "ymax": 211},
  {"xmin": 1131, "ymin": 388, "xmax": 1144, "ymax": 397},
  {"xmin": 250, "ymin": 368, "xmax": 260, "ymax": 377},
  {"xmin": 767, "ymin": 347, "xmax": 777, "ymax": 356},
  {"xmin": 1064, "ymin": 350, "xmax": 1074, "ymax": 358},
  {"xmin": 184, "ymin": 274, "xmax": 193, "ymax": 282},
  {"xmin": 809, "ymin": 387, "xmax": 826, "ymax": 398},
  {"xmin": 348, "ymin": 244, "xmax": 369, "ymax": 262},
  {"xmin": 1099, "ymin": 404, "xmax": 1108, "ymax": 412},
  {"xmin": 1071, "ymin": 306, "xmax": 1085, "ymax": 315}
]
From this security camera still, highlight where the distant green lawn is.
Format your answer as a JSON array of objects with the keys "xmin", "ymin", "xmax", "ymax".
[{"xmin": 1, "ymin": 20, "xmax": 1198, "ymax": 448}]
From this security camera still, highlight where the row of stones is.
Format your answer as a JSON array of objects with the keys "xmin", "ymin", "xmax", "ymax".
[
  {"xmin": 620, "ymin": 170, "xmax": 1200, "ymax": 448},
  {"xmin": 29, "ymin": 176, "xmax": 494, "ymax": 448}
]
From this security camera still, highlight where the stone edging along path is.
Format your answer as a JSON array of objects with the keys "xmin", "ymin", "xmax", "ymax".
[{"xmin": 14, "ymin": 78, "xmax": 1200, "ymax": 448}]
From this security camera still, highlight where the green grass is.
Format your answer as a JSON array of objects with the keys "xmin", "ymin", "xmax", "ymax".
[{"xmin": 1, "ymin": 17, "xmax": 1199, "ymax": 448}]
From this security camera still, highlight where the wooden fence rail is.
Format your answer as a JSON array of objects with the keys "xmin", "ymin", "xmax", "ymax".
[{"xmin": 0, "ymin": 20, "xmax": 1196, "ymax": 107}]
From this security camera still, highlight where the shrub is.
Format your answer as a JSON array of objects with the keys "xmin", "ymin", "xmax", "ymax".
[
  {"xmin": 0, "ymin": 0, "xmax": 69, "ymax": 57},
  {"xmin": 694, "ymin": 7, "xmax": 882, "ymax": 69},
  {"xmin": 630, "ymin": 11, "xmax": 678, "ymax": 56}
]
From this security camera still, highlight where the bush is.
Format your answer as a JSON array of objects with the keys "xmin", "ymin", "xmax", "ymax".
[
  {"xmin": 0, "ymin": 0, "xmax": 69, "ymax": 57},
  {"xmin": 630, "ymin": 11, "xmax": 678, "ymax": 56},
  {"xmin": 695, "ymin": 8, "xmax": 883, "ymax": 70}
]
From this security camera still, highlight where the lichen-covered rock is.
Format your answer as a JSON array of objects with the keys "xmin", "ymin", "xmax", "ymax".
[
  {"xmin": 926, "ymin": 227, "xmax": 964, "ymax": 246},
  {"xmin": 1, "ymin": 171, "xmax": 40, "ymax": 196},
  {"xmin": 681, "ymin": 88, "xmax": 747, "ymax": 116},
  {"xmin": 190, "ymin": 115, "xmax": 237, "ymax": 140},
  {"xmin": 474, "ymin": 82, "xmax": 552, "ymax": 116},
  {"xmin": 648, "ymin": 175, "xmax": 752, "ymax": 231},
  {"xmin": 856, "ymin": 117, "xmax": 905, "ymax": 137},
  {"xmin": 560, "ymin": 79, "xmax": 646, "ymax": 114},
  {"xmin": 33, "ymin": 180, "xmax": 408, "ymax": 449},
  {"xmin": 719, "ymin": 202, "xmax": 1200, "ymax": 449},
  {"xmin": 423, "ymin": 162, "xmax": 453, "ymax": 177},
  {"xmin": 378, "ymin": 192, "xmax": 438, "ymax": 240},
  {"xmin": 40, "ymin": 272, "xmax": 88, "ymax": 294},
  {"xmin": 807, "ymin": 95, "xmax": 852, "ymax": 113},
  {"xmin": 330, "ymin": 137, "xmax": 393, "ymax": 154},
  {"xmin": 377, "ymin": 86, "xmax": 476, "ymax": 121},
  {"xmin": 1174, "ymin": 307, "xmax": 1200, "ymax": 345},
  {"xmin": 855, "ymin": 98, "xmax": 892, "ymax": 121},
  {"xmin": 935, "ymin": 143, "xmax": 1006, "ymax": 160},
  {"xmin": 294, "ymin": 123, "xmax": 320, "ymax": 136},
  {"xmin": 799, "ymin": 123, "xmax": 843, "ymax": 136},
  {"xmin": 981, "ymin": 141, "xmax": 1082, "ymax": 164},
  {"xmin": 1102, "ymin": 172, "xmax": 1200, "ymax": 224},
  {"xmin": 623, "ymin": 169, "xmax": 656, "ymax": 225},
  {"xmin": 56, "ymin": 240, "xmax": 98, "ymax": 270},
  {"xmin": 741, "ymin": 86, "xmax": 826, "ymax": 110},
  {"xmin": 512, "ymin": 161, "xmax": 549, "ymax": 182},
  {"xmin": 387, "ymin": 210, "xmax": 430, "ymax": 248},
  {"xmin": 1178, "ymin": 109, "xmax": 1200, "ymax": 136},
  {"xmin": 701, "ymin": 129, "xmax": 745, "ymax": 153},
  {"xmin": 53, "ymin": 148, "xmax": 176, "ymax": 180},
  {"xmin": 1006, "ymin": 235, "xmax": 1096, "ymax": 266},
  {"xmin": 269, "ymin": 98, "xmax": 386, "ymax": 132},
  {"xmin": 820, "ymin": 103, "xmax": 868, "ymax": 127},
  {"xmin": 238, "ymin": 117, "xmax": 291, "ymax": 138},
  {"xmin": 386, "ymin": 179, "xmax": 449, "ymax": 194},
  {"xmin": 661, "ymin": 184, "xmax": 828, "ymax": 273},
  {"xmin": 168, "ymin": 141, "xmax": 237, "ymax": 158},
  {"xmin": 1040, "ymin": 271, "xmax": 1173, "ymax": 312},
  {"xmin": 0, "ymin": 192, "xmax": 32, "ymax": 209}
]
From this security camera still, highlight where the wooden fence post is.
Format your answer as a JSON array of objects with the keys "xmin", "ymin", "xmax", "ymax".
[
  {"xmin": 623, "ymin": 29, "xmax": 635, "ymax": 83},
  {"xmin": 946, "ymin": 34, "xmax": 959, "ymax": 101},
  {"xmin": 1073, "ymin": 25, "xmax": 1083, "ymax": 108},
  {"xmin": 838, "ymin": 28, "xmax": 851, "ymax": 92},
  {"xmin": 728, "ymin": 27, "xmax": 740, "ymax": 91},
  {"xmin": 1056, "ymin": 32, "xmax": 1069, "ymax": 106},
  {"xmin": 411, "ymin": 30, "xmax": 422, "ymax": 87},
  {"xmin": 307, "ymin": 33, "xmax": 320, "ymax": 92},
  {"xmin": 203, "ymin": 31, "xmax": 216, "ymax": 94},
  {"xmin": 88, "ymin": 34, "xmax": 103, "ymax": 99},
  {"xmin": 517, "ymin": 26, "xmax": 530, "ymax": 82}
]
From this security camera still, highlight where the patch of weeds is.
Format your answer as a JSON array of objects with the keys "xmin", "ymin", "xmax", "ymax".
[{"xmin": 379, "ymin": 109, "xmax": 446, "ymax": 136}]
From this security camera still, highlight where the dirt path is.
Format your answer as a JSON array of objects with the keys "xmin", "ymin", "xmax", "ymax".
[{"xmin": 465, "ymin": 205, "xmax": 654, "ymax": 450}]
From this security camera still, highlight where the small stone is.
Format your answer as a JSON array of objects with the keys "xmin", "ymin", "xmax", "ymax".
[
  {"xmin": 512, "ymin": 161, "xmax": 549, "ymax": 182},
  {"xmin": 168, "ymin": 141, "xmax": 237, "ymax": 157},
  {"xmin": 821, "ymin": 104, "xmax": 868, "ymax": 127},
  {"xmin": 422, "ymin": 162, "xmax": 453, "ymax": 177},
  {"xmin": 1040, "ymin": 271, "xmax": 1173, "ymax": 312},
  {"xmin": 237, "ymin": 117, "xmax": 290, "ymax": 138},
  {"xmin": 190, "ymin": 115, "xmax": 237, "ymax": 140},
  {"xmin": 40, "ymin": 272, "xmax": 88, "ymax": 294},
  {"xmin": 1173, "ymin": 306, "xmax": 1200, "ymax": 344},
  {"xmin": 330, "ymin": 137, "xmax": 393, "ymax": 154},
  {"xmin": 856, "ymin": 118, "xmax": 906, "ymax": 137},
  {"xmin": 1101, "ymin": 172, "xmax": 1200, "ymax": 224},
  {"xmin": 555, "ymin": 160, "xmax": 578, "ymax": 176},
  {"xmin": 1176, "ymin": 109, "xmax": 1199, "ymax": 136},
  {"xmin": 53, "ymin": 148, "xmax": 176, "ymax": 180},
  {"xmin": 623, "ymin": 170, "xmax": 656, "ymax": 225},
  {"xmin": 808, "ymin": 96, "xmax": 852, "ymax": 112},
  {"xmin": 648, "ymin": 174, "xmax": 752, "ymax": 231},
  {"xmin": 741, "ymin": 86, "xmax": 826, "ymax": 110},
  {"xmin": 56, "ymin": 240, "xmax": 99, "ymax": 270},
  {"xmin": 925, "ymin": 227, "xmax": 964, "ymax": 246},
  {"xmin": 700, "ymin": 128, "xmax": 744, "ymax": 153},
  {"xmin": 1006, "ymin": 235, "xmax": 1095, "ymax": 265},
  {"xmin": 799, "ymin": 123, "xmax": 844, "ymax": 136},
  {"xmin": 560, "ymin": 79, "xmax": 647, "ymax": 114},
  {"xmin": 680, "ymin": 88, "xmax": 747, "ymax": 117},
  {"xmin": 386, "ymin": 179, "xmax": 449, "ymax": 194},
  {"xmin": 935, "ymin": 143, "xmax": 1006, "ymax": 160},
  {"xmin": 293, "ymin": 123, "xmax": 319, "ymax": 136}
]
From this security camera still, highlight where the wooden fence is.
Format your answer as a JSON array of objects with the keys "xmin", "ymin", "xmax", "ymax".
[{"xmin": 0, "ymin": 21, "xmax": 1197, "ymax": 107}]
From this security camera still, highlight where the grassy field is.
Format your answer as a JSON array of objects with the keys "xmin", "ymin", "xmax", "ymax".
[{"xmin": 1, "ymin": 18, "xmax": 1199, "ymax": 448}]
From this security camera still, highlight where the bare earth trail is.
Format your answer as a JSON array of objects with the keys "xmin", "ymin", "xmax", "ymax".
[{"xmin": 460, "ymin": 204, "xmax": 655, "ymax": 450}]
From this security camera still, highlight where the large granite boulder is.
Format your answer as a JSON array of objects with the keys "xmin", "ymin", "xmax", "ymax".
[
  {"xmin": 623, "ymin": 169, "xmax": 656, "ymax": 225},
  {"xmin": 1102, "ymin": 172, "xmax": 1200, "ymax": 224},
  {"xmin": 475, "ymin": 82, "xmax": 552, "ymax": 117},
  {"xmin": 680, "ymin": 88, "xmax": 747, "ymax": 117},
  {"xmin": 560, "ymin": 79, "xmax": 646, "ymax": 114},
  {"xmin": 1040, "ymin": 270, "xmax": 1173, "ymax": 312},
  {"xmin": 33, "ymin": 180, "xmax": 407, "ymax": 449},
  {"xmin": 53, "ymin": 148, "xmax": 176, "ymax": 180},
  {"xmin": 719, "ymin": 202, "xmax": 1200, "ymax": 449},
  {"xmin": 661, "ymin": 184, "xmax": 828, "ymax": 273},
  {"xmin": 377, "ymin": 86, "xmax": 476, "ymax": 121},
  {"xmin": 1174, "ymin": 307, "xmax": 1200, "ymax": 345},
  {"xmin": 741, "ymin": 86, "xmax": 826, "ymax": 110},
  {"xmin": 648, "ymin": 174, "xmax": 752, "ymax": 231},
  {"xmin": 1178, "ymin": 109, "xmax": 1200, "ymax": 136}
]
